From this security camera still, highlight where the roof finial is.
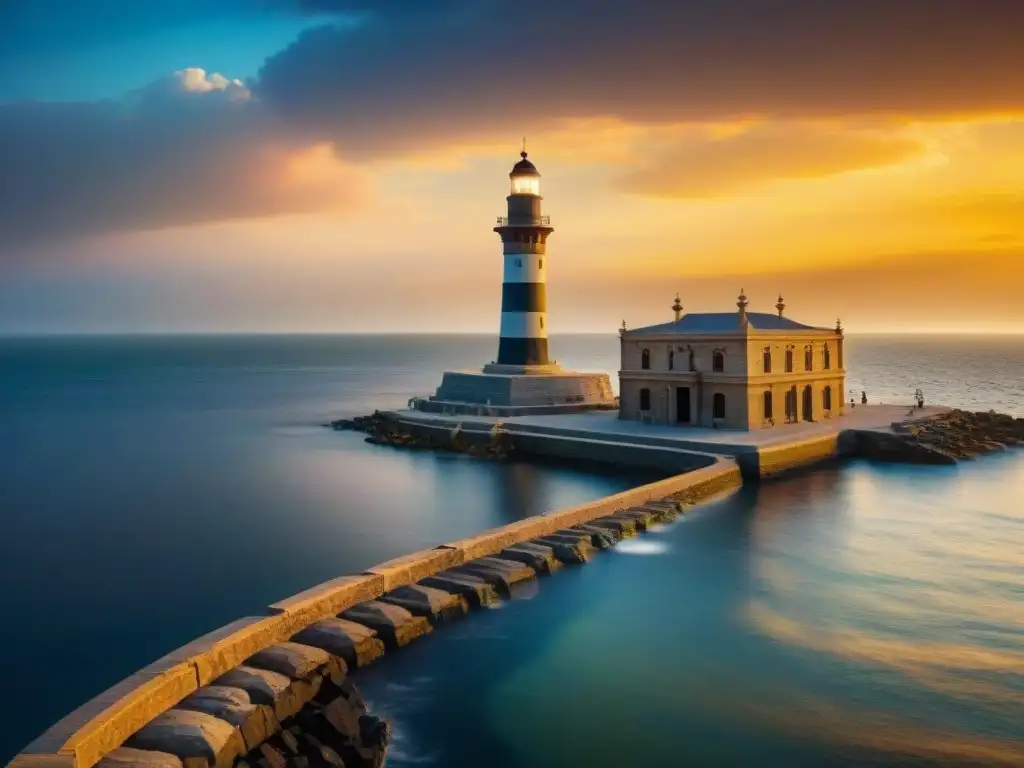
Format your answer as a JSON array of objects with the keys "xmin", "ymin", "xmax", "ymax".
[
  {"xmin": 835, "ymin": 317, "xmax": 843, "ymax": 334},
  {"xmin": 521, "ymin": 136, "xmax": 527, "ymax": 159},
  {"xmin": 671, "ymin": 293, "xmax": 684, "ymax": 322},
  {"xmin": 776, "ymin": 293, "xmax": 786, "ymax": 317},
  {"xmin": 619, "ymin": 319, "xmax": 627, "ymax": 336},
  {"xmin": 737, "ymin": 288, "xmax": 749, "ymax": 327}
]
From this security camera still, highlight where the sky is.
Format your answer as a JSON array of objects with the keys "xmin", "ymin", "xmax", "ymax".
[{"xmin": 1, "ymin": 0, "xmax": 1023, "ymax": 334}]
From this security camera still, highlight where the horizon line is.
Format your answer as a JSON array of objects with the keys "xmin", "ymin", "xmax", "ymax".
[{"xmin": 2, "ymin": 330, "xmax": 1023, "ymax": 338}]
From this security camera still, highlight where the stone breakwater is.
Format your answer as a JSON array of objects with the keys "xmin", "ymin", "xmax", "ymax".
[
  {"xmin": 844, "ymin": 409, "xmax": 1024, "ymax": 465},
  {"xmin": 329, "ymin": 412, "xmax": 514, "ymax": 460},
  {"xmin": 10, "ymin": 459, "xmax": 741, "ymax": 768}
]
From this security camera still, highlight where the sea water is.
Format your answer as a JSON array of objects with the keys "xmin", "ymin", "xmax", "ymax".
[{"xmin": 1, "ymin": 333, "xmax": 1022, "ymax": 765}]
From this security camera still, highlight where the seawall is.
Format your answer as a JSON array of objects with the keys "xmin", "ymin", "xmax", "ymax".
[{"xmin": 9, "ymin": 458, "xmax": 742, "ymax": 768}]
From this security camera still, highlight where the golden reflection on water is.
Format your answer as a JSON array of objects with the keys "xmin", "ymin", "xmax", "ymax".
[
  {"xmin": 717, "ymin": 685, "xmax": 1024, "ymax": 766},
  {"xmin": 742, "ymin": 456, "xmax": 1024, "ymax": 760}
]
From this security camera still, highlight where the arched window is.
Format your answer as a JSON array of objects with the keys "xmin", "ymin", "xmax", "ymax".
[
  {"xmin": 823, "ymin": 344, "xmax": 831, "ymax": 370},
  {"xmin": 668, "ymin": 349, "xmax": 675, "ymax": 370},
  {"xmin": 763, "ymin": 390, "xmax": 773, "ymax": 420},
  {"xmin": 823, "ymin": 385, "xmax": 832, "ymax": 411},
  {"xmin": 804, "ymin": 345, "xmax": 813, "ymax": 371},
  {"xmin": 785, "ymin": 386, "xmax": 797, "ymax": 421},
  {"xmin": 763, "ymin": 346, "xmax": 772, "ymax": 373},
  {"xmin": 785, "ymin": 349, "xmax": 794, "ymax": 373},
  {"xmin": 639, "ymin": 388, "xmax": 651, "ymax": 411},
  {"xmin": 712, "ymin": 350, "xmax": 725, "ymax": 372},
  {"xmin": 641, "ymin": 348, "xmax": 651, "ymax": 370},
  {"xmin": 713, "ymin": 393, "xmax": 726, "ymax": 420}
]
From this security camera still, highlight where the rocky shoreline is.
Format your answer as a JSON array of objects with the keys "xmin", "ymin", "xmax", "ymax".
[
  {"xmin": 329, "ymin": 411, "xmax": 513, "ymax": 460},
  {"xmin": 850, "ymin": 409, "xmax": 1024, "ymax": 465}
]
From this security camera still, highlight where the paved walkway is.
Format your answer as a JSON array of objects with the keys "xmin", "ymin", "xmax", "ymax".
[{"xmin": 396, "ymin": 404, "xmax": 950, "ymax": 451}]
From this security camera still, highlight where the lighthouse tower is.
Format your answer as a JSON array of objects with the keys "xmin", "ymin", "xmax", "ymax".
[
  {"xmin": 421, "ymin": 147, "xmax": 615, "ymax": 415},
  {"xmin": 492, "ymin": 149, "xmax": 554, "ymax": 369}
]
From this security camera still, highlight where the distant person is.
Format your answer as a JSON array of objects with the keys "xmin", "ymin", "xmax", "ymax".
[
  {"xmin": 850, "ymin": 398, "xmax": 856, "ymax": 409},
  {"xmin": 861, "ymin": 391, "xmax": 868, "ymax": 405}
]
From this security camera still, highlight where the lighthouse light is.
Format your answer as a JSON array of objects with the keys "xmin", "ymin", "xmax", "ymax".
[{"xmin": 511, "ymin": 175, "xmax": 540, "ymax": 196}]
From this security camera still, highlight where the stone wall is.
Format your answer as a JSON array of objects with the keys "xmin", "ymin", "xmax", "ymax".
[
  {"xmin": 9, "ymin": 459, "xmax": 741, "ymax": 768},
  {"xmin": 753, "ymin": 433, "xmax": 842, "ymax": 478},
  {"xmin": 388, "ymin": 412, "xmax": 721, "ymax": 474}
]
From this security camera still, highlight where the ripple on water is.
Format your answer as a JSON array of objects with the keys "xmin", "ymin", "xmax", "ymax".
[{"xmin": 613, "ymin": 539, "xmax": 671, "ymax": 556}]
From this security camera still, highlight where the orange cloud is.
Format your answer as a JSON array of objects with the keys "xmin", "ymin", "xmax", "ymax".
[{"xmin": 616, "ymin": 123, "xmax": 925, "ymax": 198}]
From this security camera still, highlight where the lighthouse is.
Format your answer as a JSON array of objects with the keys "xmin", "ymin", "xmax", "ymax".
[
  {"xmin": 421, "ymin": 147, "xmax": 615, "ymax": 415},
  {"xmin": 492, "ymin": 149, "xmax": 554, "ymax": 368}
]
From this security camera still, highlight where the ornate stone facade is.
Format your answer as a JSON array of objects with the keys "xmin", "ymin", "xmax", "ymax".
[{"xmin": 618, "ymin": 293, "xmax": 847, "ymax": 430}]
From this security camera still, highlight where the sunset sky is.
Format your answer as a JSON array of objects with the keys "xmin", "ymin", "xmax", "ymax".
[{"xmin": 1, "ymin": 0, "xmax": 1022, "ymax": 334}]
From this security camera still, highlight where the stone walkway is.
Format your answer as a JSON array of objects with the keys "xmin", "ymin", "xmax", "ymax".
[{"xmin": 397, "ymin": 404, "xmax": 950, "ymax": 451}]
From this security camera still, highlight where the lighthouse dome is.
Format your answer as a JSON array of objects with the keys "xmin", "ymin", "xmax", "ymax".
[{"xmin": 511, "ymin": 152, "xmax": 540, "ymax": 177}]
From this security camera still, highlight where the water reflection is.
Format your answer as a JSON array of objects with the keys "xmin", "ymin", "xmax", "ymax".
[{"xmin": 357, "ymin": 455, "xmax": 1024, "ymax": 767}]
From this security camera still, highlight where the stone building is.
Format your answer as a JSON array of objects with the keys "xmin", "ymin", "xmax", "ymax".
[{"xmin": 618, "ymin": 292, "xmax": 846, "ymax": 430}]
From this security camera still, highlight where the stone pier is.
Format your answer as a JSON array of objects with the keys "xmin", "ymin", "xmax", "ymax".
[{"xmin": 8, "ymin": 458, "xmax": 742, "ymax": 768}]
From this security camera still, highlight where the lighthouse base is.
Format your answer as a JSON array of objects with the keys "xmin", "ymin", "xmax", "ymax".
[{"xmin": 419, "ymin": 368, "xmax": 617, "ymax": 416}]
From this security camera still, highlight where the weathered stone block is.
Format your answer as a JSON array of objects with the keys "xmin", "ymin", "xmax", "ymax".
[
  {"xmin": 257, "ymin": 743, "xmax": 286, "ymax": 768},
  {"xmin": 499, "ymin": 542, "xmax": 561, "ymax": 573},
  {"xmin": 533, "ymin": 536, "xmax": 589, "ymax": 564},
  {"xmin": 213, "ymin": 666, "xmax": 317, "ymax": 723},
  {"xmin": 290, "ymin": 619, "xmax": 385, "ymax": 669},
  {"xmin": 125, "ymin": 709, "xmax": 245, "ymax": 768},
  {"xmin": 95, "ymin": 747, "xmax": 184, "ymax": 768},
  {"xmin": 456, "ymin": 557, "xmax": 536, "ymax": 595},
  {"xmin": 419, "ymin": 571, "xmax": 499, "ymax": 606},
  {"xmin": 635, "ymin": 503, "xmax": 678, "ymax": 521},
  {"xmin": 590, "ymin": 516, "xmax": 637, "ymax": 537},
  {"xmin": 616, "ymin": 508, "xmax": 655, "ymax": 530},
  {"xmin": 340, "ymin": 601, "xmax": 432, "ymax": 648},
  {"xmin": 267, "ymin": 574, "xmax": 385, "ymax": 635},
  {"xmin": 363, "ymin": 547, "xmax": 464, "ymax": 591},
  {"xmin": 177, "ymin": 686, "xmax": 279, "ymax": 751},
  {"xmin": 164, "ymin": 616, "xmax": 293, "ymax": 688},
  {"xmin": 562, "ymin": 526, "xmax": 614, "ymax": 548},
  {"xmin": 246, "ymin": 642, "xmax": 346, "ymax": 684},
  {"xmin": 379, "ymin": 584, "xmax": 468, "ymax": 623}
]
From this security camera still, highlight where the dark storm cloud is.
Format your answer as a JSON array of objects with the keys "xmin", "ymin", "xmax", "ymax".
[
  {"xmin": 3, "ymin": 0, "xmax": 1024, "ymax": 258},
  {"xmin": 257, "ymin": 0, "xmax": 1024, "ymax": 157}
]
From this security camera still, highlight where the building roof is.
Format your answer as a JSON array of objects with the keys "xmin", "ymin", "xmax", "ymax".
[{"xmin": 625, "ymin": 311, "xmax": 832, "ymax": 335}]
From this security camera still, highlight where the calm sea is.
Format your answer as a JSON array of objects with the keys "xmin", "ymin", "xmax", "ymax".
[{"xmin": 1, "ymin": 334, "xmax": 1022, "ymax": 766}]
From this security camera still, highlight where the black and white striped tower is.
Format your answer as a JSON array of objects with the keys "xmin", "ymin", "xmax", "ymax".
[{"xmin": 492, "ymin": 148, "xmax": 555, "ymax": 368}]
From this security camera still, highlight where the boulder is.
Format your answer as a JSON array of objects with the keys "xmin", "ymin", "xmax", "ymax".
[
  {"xmin": 379, "ymin": 584, "xmax": 468, "ymax": 624},
  {"xmin": 499, "ymin": 542, "xmax": 561, "ymax": 574},
  {"xmin": 125, "ymin": 709, "xmax": 245, "ymax": 768},
  {"xmin": 340, "ymin": 601, "xmax": 432, "ymax": 649},
  {"xmin": 291, "ymin": 618, "xmax": 385, "ymax": 669},
  {"xmin": 213, "ymin": 665, "xmax": 317, "ymax": 722},
  {"xmin": 176, "ymin": 686, "xmax": 279, "ymax": 751},
  {"xmin": 246, "ymin": 642, "xmax": 346, "ymax": 685},
  {"xmin": 419, "ymin": 570, "xmax": 500, "ymax": 606},
  {"xmin": 95, "ymin": 748, "xmax": 185, "ymax": 768},
  {"xmin": 455, "ymin": 556, "xmax": 537, "ymax": 595}
]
